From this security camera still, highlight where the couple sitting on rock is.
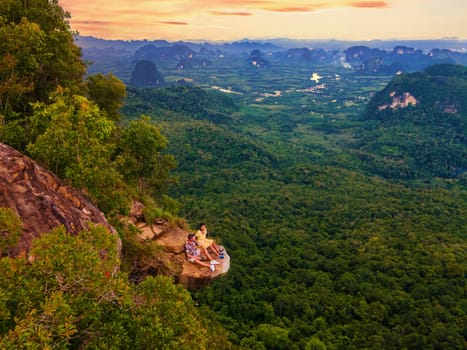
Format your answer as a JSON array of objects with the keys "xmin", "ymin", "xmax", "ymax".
[{"xmin": 185, "ymin": 223, "xmax": 223, "ymax": 272}]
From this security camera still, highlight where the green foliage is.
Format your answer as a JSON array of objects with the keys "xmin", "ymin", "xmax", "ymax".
[
  {"xmin": 26, "ymin": 90, "xmax": 128, "ymax": 214},
  {"xmin": 87, "ymin": 73, "xmax": 127, "ymax": 121},
  {"xmin": 114, "ymin": 219, "xmax": 163, "ymax": 277},
  {"xmin": 0, "ymin": 18, "xmax": 45, "ymax": 116},
  {"xmin": 358, "ymin": 64, "xmax": 467, "ymax": 179},
  {"xmin": 0, "ymin": 0, "xmax": 214, "ymax": 347},
  {"xmin": 305, "ymin": 337, "xmax": 327, "ymax": 350},
  {"xmin": 123, "ymin": 71, "xmax": 466, "ymax": 349},
  {"xmin": 2, "ymin": 1, "xmax": 466, "ymax": 346},
  {"xmin": 123, "ymin": 85, "xmax": 239, "ymax": 124},
  {"xmin": 255, "ymin": 324, "xmax": 290, "ymax": 350},
  {"xmin": 0, "ymin": 225, "xmax": 232, "ymax": 348},
  {"xmin": 0, "ymin": 0, "xmax": 85, "ymax": 121},
  {"xmin": 0, "ymin": 207, "xmax": 22, "ymax": 256},
  {"xmin": 118, "ymin": 115, "xmax": 176, "ymax": 197},
  {"xmin": 143, "ymin": 205, "xmax": 174, "ymax": 223}
]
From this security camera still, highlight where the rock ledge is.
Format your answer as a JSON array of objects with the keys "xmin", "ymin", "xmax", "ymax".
[{"xmin": 129, "ymin": 205, "xmax": 230, "ymax": 290}]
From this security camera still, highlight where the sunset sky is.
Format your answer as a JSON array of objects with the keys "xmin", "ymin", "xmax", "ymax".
[{"xmin": 59, "ymin": 0, "xmax": 467, "ymax": 41}]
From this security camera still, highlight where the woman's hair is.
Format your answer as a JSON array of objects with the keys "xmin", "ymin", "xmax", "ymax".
[
  {"xmin": 187, "ymin": 233, "xmax": 195, "ymax": 240},
  {"xmin": 198, "ymin": 223, "xmax": 206, "ymax": 229}
]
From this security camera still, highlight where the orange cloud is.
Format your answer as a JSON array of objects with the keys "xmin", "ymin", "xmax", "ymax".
[
  {"xmin": 73, "ymin": 20, "xmax": 112, "ymax": 25},
  {"xmin": 211, "ymin": 11, "xmax": 254, "ymax": 16},
  {"xmin": 350, "ymin": 1, "xmax": 388, "ymax": 8},
  {"xmin": 270, "ymin": 7, "xmax": 316, "ymax": 12},
  {"xmin": 111, "ymin": 9, "xmax": 168, "ymax": 16},
  {"xmin": 157, "ymin": 21, "xmax": 188, "ymax": 25}
]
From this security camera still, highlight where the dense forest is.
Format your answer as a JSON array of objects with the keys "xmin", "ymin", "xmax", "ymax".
[
  {"xmin": 1, "ymin": 1, "xmax": 466, "ymax": 349},
  {"xmin": 122, "ymin": 82, "xmax": 466, "ymax": 349}
]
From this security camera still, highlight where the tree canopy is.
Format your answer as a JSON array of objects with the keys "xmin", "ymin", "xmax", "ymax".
[{"xmin": 0, "ymin": 220, "xmax": 231, "ymax": 349}]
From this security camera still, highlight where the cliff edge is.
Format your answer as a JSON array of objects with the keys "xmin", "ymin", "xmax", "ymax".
[
  {"xmin": 130, "ymin": 204, "xmax": 230, "ymax": 290},
  {"xmin": 0, "ymin": 143, "xmax": 228, "ymax": 290}
]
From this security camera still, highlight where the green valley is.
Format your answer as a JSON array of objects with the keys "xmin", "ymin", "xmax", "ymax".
[
  {"xmin": 0, "ymin": 1, "xmax": 465, "ymax": 348},
  {"xmin": 122, "ymin": 65, "xmax": 466, "ymax": 349}
]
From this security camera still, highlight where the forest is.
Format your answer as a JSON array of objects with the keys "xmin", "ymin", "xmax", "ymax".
[
  {"xmin": 123, "ymin": 79, "xmax": 466, "ymax": 349},
  {"xmin": 1, "ymin": 0, "xmax": 466, "ymax": 349}
]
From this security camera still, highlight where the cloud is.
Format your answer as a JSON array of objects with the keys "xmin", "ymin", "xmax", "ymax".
[
  {"xmin": 350, "ymin": 1, "xmax": 388, "ymax": 8},
  {"xmin": 73, "ymin": 20, "xmax": 112, "ymax": 25},
  {"xmin": 157, "ymin": 21, "xmax": 189, "ymax": 25},
  {"xmin": 111, "ymin": 9, "xmax": 168, "ymax": 16},
  {"xmin": 270, "ymin": 7, "xmax": 316, "ymax": 12},
  {"xmin": 211, "ymin": 11, "xmax": 254, "ymax": 16}
]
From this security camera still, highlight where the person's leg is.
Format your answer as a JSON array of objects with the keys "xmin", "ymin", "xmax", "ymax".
[
  {"xmin": 194, "ymin": 258, "xmax": 211, "ymax": 268},
  {"xmin": 208, "ymin": 244, "xmax": 220, "ymax": 256},
  {"xmin": 201, "ymin": 247, "xmax": 214, "ymax": 261},
  {"xmin": 193, "ymin": 257, "xmax": 215, "ymax": 271},
  {"xmin": 211, "ymin": 242, "xmax": 220, "ymax": 255}
]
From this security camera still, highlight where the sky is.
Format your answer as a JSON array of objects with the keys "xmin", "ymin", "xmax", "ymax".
[{"xmin": 59, "ymin": 0, "xmax": 467, "ymax": 42}]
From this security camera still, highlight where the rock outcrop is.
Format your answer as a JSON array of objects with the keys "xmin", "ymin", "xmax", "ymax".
[
  {"xmin": 378, "ymin": 91, "xmax": 418, "ymax": 111},
  {"xmin": 0, "ymin": 143, "xmax": 118, "ymax": 255},
  {"xmin": 130, "ymin": 203, "xmax": 230, "ymax": 290},
  {"xmin": 178, "ymin": 248, "xmax": 230, "ymax": 291}
]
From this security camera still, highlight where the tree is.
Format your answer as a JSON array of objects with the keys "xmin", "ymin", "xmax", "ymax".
[
  {"xmin": 87, "ymin": 73, "xmax": 126, "ymax": 122},
  {"xmin": 255, "ymin": 323, "xmax": 290, "ymax": 350},
  {"xmin": 26, "ymin": 90, "xmax": 128, "ymax": 213},
  {"xmin": 118, "ymin": 116, "xmax": 176, "ymax": 196},
  {"xmin": 0, "ymin": 0, "xmax": 86, "ymax": 151},
  {"xmin": 305, "ymin": 337, "xmax": 327, "ymax": 350},
  {"xmin": 0, "ymin": 225, "xmax": 231, "ymax": 348},
  {"xmin": 0, "ymin": 18, "xmax": 45, "ymax": 116}
]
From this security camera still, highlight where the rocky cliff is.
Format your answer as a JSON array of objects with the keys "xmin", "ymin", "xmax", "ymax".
[
  {"xmin": 0, "ymin": 143, "xmax": 118, "ymax": 255},
  {"xmin": 0, "ymin": 143, "xmax": 228, "ymax": 290}
]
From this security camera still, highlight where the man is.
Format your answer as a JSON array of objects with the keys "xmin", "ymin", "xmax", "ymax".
[{"xmin": 185, "ymin": 233, "xmax": 219, "ymax": 272}]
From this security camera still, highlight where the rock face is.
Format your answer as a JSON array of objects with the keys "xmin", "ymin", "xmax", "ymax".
[
  {"xmin": 0, "ymin": 143, "xmax": 117, "ymax": 255},
  {"xmin": 378, "ymin": 91, "xmax": 418, "ymax": 111}
]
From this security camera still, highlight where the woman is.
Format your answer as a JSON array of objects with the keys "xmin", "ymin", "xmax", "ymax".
[{"xmin": 195, "ymin": 223, "xmax": 221, "ymax": 257}]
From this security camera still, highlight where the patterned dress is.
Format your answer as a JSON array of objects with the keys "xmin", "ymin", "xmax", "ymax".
[{"xmin": 185, "ymin": 240, "xmax": 200, "ymax": 262}]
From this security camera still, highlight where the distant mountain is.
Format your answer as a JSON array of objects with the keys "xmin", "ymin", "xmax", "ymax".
[
  {"xmin": 76, "ymin": 35, "xmax": 170, "ymax": 50},
  {"xmin": 133, "ymin": 44, "xmax": 214, "ymax": 70},
  {"xmin": 277, "ymin": 48, "xmax": 337, "ymax": 64},
  {"xmin": 344, "ymin": 45, "xmax": 466, "ymax": 74},
  {"xmin": 263, "ymin": 38, "xmax": 467, "ymax": 51},
  {"xmin": 247, "ymin": 49, "xmax": 269, "ymax": 68},
  {"xmin": 134, "ymin": 44, "xmax": 195, "ymax": 62},
  {"xmin": 76, "ymin": 35, "xmax": 467, "ymax": 54},
  {"xmin": 355, "ymin": 64, "xmax": 467, "ymax": 179},
  {"xmin": 221, "ymin": 40, "xmax": 280, "ymax": 53},
  {"xmin": 130, "ymin": 60, "xmax": 165, "ymax": 87},
  {"xmin": 75, "ymin": 35, "xmax": 467, "ymax": 80}
]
